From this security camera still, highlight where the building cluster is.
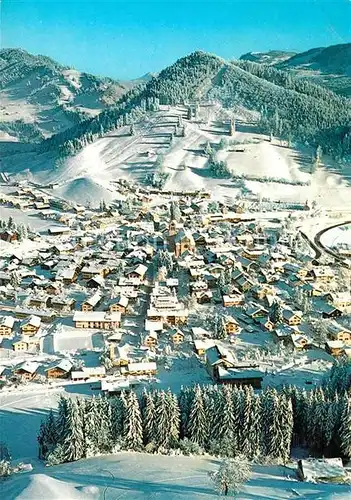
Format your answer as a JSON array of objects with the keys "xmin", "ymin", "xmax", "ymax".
[{"xmin": 0, "ymin": 183, "xmax": 350, "ymax": 389}]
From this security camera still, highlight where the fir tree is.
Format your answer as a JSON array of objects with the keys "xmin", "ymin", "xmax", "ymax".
[
  {"xmin": 142, "ymin": 390, "xmax": 157, "ymax": 446},
  {"xmin": 269, "ymin": 300, "xmax": 283, "ymax": 325},
  {"xmin": 60, "ymin": 399, "xmax": 84, "ymax": 462},
  {"xmin": 170, "ymin": 200, "xmax": 181, "ymax": 222},
  {"xmin": 124, "ymin": 392, "xmax": 143, "ymax": 450},
  {"xmin": 187, "ymin": 386, "xmax": 208, "ymax": 448},
  {"xmin": 340, "ymin": 398, "xmax": 351, "ymax": 458}
]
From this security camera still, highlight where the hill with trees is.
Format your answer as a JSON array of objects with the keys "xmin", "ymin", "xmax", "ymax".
[
  {"xmin": 0, "ymin": 48, "xmax": 133, "ymax": 142},
  {"xmin": 37, "ymin": 50, "xmax": 351, "ymax": 162},
  {"xmin": 240, "ymin": 43, "xmax": 351, "ymax": 97}
]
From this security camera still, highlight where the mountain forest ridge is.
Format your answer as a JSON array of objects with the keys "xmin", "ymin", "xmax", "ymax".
[
  {"xmin": 0, "ymin": 48, "xmax": 134, "ymax": 142},
  {"xmin": 0, "ymin": 43, "xmax": 350, "ymax": 164}
]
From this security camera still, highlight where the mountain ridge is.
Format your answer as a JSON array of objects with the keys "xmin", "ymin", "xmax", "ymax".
[{"xmin": 0, "ymin": 47, "xmax": 134, "ymax": 142}]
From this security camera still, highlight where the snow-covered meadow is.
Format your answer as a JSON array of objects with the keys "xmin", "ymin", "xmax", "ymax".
[{"xmin": 2, "ymin": 453, "xmax": 351, "ymax": 500}]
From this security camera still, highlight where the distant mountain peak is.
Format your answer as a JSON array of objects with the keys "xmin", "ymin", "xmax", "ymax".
[{"xmin": 239, "ymin": 50, "xmax": 298, "ymax": 65}]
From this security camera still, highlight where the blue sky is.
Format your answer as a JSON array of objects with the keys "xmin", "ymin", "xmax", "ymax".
[{"xmin": 2, "ymin": 0, "xmax": 351, "ymax": 80}]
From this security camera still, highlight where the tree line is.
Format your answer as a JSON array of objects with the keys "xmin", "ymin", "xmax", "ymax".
[{"xmin": 38, "ymin": 374, "xmax": 351, "ymax": 466}]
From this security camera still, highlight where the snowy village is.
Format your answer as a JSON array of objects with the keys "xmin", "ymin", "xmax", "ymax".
[{"xmin": 0, "ymin": 9, "xmax": 351, "ymax": 497}]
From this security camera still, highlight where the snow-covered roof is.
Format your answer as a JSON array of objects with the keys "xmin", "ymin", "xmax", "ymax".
[
  {"xmin": 22, "ymin": 315, "xmax": 41, "ymax": 328},
  {"xmin": 192, "ymin": 327, "xmax": 211, "ymax": 338},
  {"xmin": 0, "ymin": 316, "xmax": 15, "ymax": 329},
  {"xmin": 73, "ymin": 311, "xmax": 121, "ymax": 322},
  {"xmin": 17, "ymin": 361, "xmax": 40, "ymax": 374},
  {"xmin": 298, "ymin": 458, "xmax": 345, "ymax": 481},
  {"xmin": 84, "ymin": 292, "xmax": 103, "ymax": 307},
  {"xmin": 71, "ymin": 366, "xmax": 106, "ymax": 379},
  {"xmin": 47, "ymin": 359, "xmax": 73, "ymax": 373},
  {"xmin": 127, "ymin": 362, "xmax": 157, "ymax": 372},
  {"xmin": 145, "ymin": 320, "xmax": 163, "ymax": 332}
]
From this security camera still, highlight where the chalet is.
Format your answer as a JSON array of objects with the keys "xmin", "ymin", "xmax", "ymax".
[
  {"xmin": 258, "ymin": 317, "xmax": 275, "ymax": 331},
  {"xmin": 0, "ymin": 316, "xmax": 15, "ymax": 337},
  {"xmin": 55, "ymin": 267, "xmax": 78, "ymax": 284},
  {"xmin": 81, "ymin": 264, "xmax": 109, "ymax": 280},
  {"xmin": 325, "ymin": 340, "xmax": 345, "ymax": 357},
  {"xmin": 297, "ymin": 458, "xmax": 346, "ymax": 483},
  {"xmin": 46, "ymin": 360, "xmax": 73, "ymax": 379},
  {"xmin": 45, "ymin": 283, "xmax": 61, "ymax": 295},
  {"xmin": 251, "ymin": 284, "xmax": 275, "ymax": 301},
  {"xmin": 224, "ymin": 316, "xmax": 241, "ymax": 335},
  {"xmin": 81, "ymin": 292, "xmax": 104, "ymax": 312},
  {"xmin": 327, "ymin": 323, "xmax": 351, "ymax": 344},
  {"xmin": 73, "ymin": 311, "xmax": 121, "ymax": 329},
  {"xmin": 147, "ymin": 306, "xmax": 189, "ymax": 325},
  {"xmin": 273, "ymin": 324, "xmax": 299, "ymax": 343},
  {"xmin": 14, "ymin": 361, "xmax": 39, "ymax": 381},
  {"xmin": 1, "ymin": 230, "xmax": 18, "ymax": 242},
  {"xmin": 205, "ymin": 345, "xmax": 236, "ymax": 379},
  {"xmin": 109, "ymin": 295, "xmax": 129, "ymax": 314},
  {"xmin": 12, "ymin": 340, "xmax": 29, "ymax": 352},
  {"xmin": 217, "ymin": 364, "xmax": 264, "ymax": 388},
  {"xmin": 71, "ymin": 366, "xmax": 106, "ymax": 381},
  {"xmin": 87, "ymin": 276, "xmax": 105, "ymax": 288},
  {"xmin": 50, "ymin": 297, "xmax": 76, "ymax": 313},
  {"xmin": 126, "ymin": 263, "xmax": 148, "ymax": 281},
  {"xmin": 321, "ymin": 304, "xmax": 342, "ymax": 319},
  {"xmin": 124, "ymin": 362, "xmax": 157, "ymax": 376},
  {"xmin": 235, "ymin": 274, "xmax": 255, "ymax": 292},
  {"xmin": 246, "ymin": 304, "xmax": 268, "ymax": 320},
  {"xmin": 222, "ymin": 292, "xmax": 244, "ymax": 307},
  {"xmin": 143, "ymin": 331, "xmax": 158, "ymax": 349},
  {"xmin": 290, "ymin": 333, "xmax": 309, "ymax": 350},
  {"xmin": 325, "ymin": 291, "xmax": 351, "ymax": 309},
  {"xmin": 20, "ymin": 315, "xmax": 41, "ymax": 335},
  {"xmin": 194, "ymin": 290, "xmax": 213, "ymax": 303},
  {"xmin": 282, "ymin": 308, "xmax": 302, "ymax": 326},
  {"xmin": 310, "ymin": 267, "xmax": 335, "ymax": 283},
  {"xmin": 28, "ymin": 295, "xmax": 49, "ymax": 309},
  {"xmin": 51, "ymin": 243, "xmax": 75, "ymax": 255},
  {"xmin": 193, "ymin": 338, "xmax": 215, "ymax": 355},
  {"xmin": 170, "ymin": 328, "xmax": 184, "ymax": 344},
  {"xmin": 109, "ymin": 344, "xmax": 132, "ymax": 366},
  {"xmin": 242, "ymin": 247, "xmax": 265, "ymax": 261},
  {"xmin": 192, "ymin": 327, "xmax": 212, "ymax": 339},
  {"xmin": 48, "ymin": 226, "xmax": 71, "ymax": 236}
]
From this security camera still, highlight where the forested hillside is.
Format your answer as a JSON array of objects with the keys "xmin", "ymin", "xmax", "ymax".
[
  {"xmin": 279, "ymin": 43, "xmax": 351, "ymax": 76},
  {"xmin": 39, "ymin": 51, "xmax": 351, "ymax": 161},
  {"xmin": 240, "ymin": 43, "xmax": 351, "ymax": 98},
  {"xmin": 0, "ymin": 48, "xmax": 132, "ymax": 141}
]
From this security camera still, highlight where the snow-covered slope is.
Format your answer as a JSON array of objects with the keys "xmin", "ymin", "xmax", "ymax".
[
  {"xmin": 3, "ymin": 453, "xmax": 351, "ymax": 500},
  {"xmin": 239, "ymin": 50, "xmax": 297, "ymax": 66},
  {"xmin": 3, "ymin": 104, "xmax": 351, "ymax": 209},
  {"xmin": 0, "ymin": 48, "xmax": 133, "ymax": 141}
]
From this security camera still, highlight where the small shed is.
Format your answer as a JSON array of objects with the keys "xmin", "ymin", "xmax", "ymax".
[{"xmin": 297, "ymin": 458, "xmax": 346, "ymax": 483}]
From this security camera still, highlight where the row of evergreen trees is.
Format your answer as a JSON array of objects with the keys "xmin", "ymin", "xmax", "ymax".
[{"xmin": 38, "ymin": 382, "xmax": 351, "ymax": 466}]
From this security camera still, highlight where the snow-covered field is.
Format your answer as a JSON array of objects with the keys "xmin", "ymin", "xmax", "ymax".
[
  {"xmin": 320, "ymin": 224, "xmax": 351, "ymax": 249},
  {"xmin": 2, "ymin": 453, "xmax": 350, "ymax": 500}
]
